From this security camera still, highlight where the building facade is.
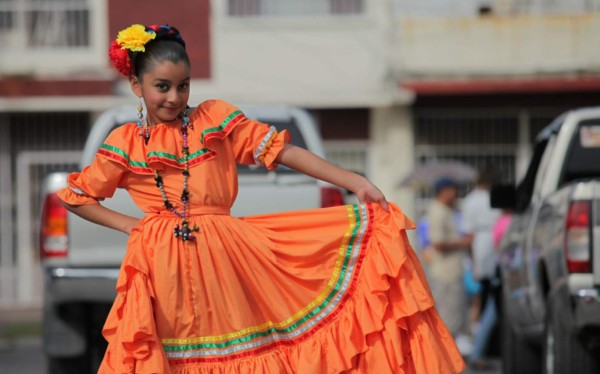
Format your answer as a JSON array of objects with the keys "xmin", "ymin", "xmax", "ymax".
[{"xmin": 2, "ymin": 0, "xmax": 600, "ymax": 307}]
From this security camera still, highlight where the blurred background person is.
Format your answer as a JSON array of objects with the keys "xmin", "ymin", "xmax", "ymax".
[
  {"xmin": 426, "ymin": 177, "xmax": 472, "ymax": 355},
  {"xmin": 462, "ymin": 167, "xmax": 501, "ymax": 369}
]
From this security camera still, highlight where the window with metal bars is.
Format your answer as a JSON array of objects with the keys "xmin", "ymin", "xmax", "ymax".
[{"xmin": 0, "ymin": 0, "xmax": 90, "ymax": 48}]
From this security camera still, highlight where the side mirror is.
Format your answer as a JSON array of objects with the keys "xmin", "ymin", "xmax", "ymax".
[{"xmin": 491, "ymin": 184, "xmax": 517, "ymax": 210}]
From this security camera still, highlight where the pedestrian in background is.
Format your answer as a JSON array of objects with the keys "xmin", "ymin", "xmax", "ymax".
[
  {"xmin": 462, "ymin": 168, "xmax": 501, "ymax": 370},
  {"xmin": 427, "ymin": 177, "xmax": 472, "ymax": 353}
]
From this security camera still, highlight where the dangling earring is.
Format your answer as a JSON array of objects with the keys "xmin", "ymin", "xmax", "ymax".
[{"xmin": 137, "ymin": 97, "xmax": 150, "ymax": 144}]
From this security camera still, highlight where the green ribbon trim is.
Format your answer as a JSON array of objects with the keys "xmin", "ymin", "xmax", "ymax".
[
  {"xmin": 147, "ymin": 148, "xmax": 212, "ymax": 165},
  {"xmin": 100, "ymin": 143, "xmax": 213, "ymax": 169},
  {"xmin": 201, "ymin": 110, "xmax": 243, "ymax": 144},
  {"xmin": 163, "ymin": 205, "xmax": 363, "ymax": 352},
  {"xmin": 100, "ymin": 144, "xmax": 149, "ymax": 168}
]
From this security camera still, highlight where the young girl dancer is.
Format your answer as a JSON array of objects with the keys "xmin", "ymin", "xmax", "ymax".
[{"xmin": 59, "ymin": 24, "xmax": 465, "ymax": 373}]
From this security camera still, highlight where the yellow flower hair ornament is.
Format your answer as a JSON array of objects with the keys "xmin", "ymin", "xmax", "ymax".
[
  {"xmin": 117, "ymin": 24, "xmax": 156, "ymax": 52},
  {"xmin": 108, "ymin": 24, "xmax": 156, "ymax": 76}
]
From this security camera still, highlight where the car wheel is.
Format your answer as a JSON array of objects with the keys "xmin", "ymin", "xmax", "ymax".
[
  {"xmin": 47, "ymin": 356, "xmax": 89, "ymax": 374},
  {"xmin": 501, "ymin": 295, "xmax": 541, "ymax": 374},
  {"xmin": 543, "ymin": 291, "xmax": 599, "ymax": 374}
]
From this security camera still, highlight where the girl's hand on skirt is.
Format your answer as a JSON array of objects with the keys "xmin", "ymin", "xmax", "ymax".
[{"xmin": 353, "ymin": 180, "xmax": 390, "ymax": 212}]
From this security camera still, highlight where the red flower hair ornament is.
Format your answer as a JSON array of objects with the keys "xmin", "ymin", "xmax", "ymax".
[
  {"xmin": 108, "ymin": 24, "xmax": 157, "ymax": 77},
  {"xmin": 108, "ymin": 24, "xmax": 185, "ymax": 77},
  {"xmin": 108, "ymin": 40, "xmax": 133, "ymax": 76}
]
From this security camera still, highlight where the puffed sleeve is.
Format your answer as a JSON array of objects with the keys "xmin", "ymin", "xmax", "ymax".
[
  {"xmin": 57, "ymin": 155, "xmax": 128, "ymax": 206},
  {"xmin": 231, "ymin": 116, "xmax": 291, "ymax": 171},
  {"xmin": 201, "ymin": 100, "xmax": 290, "ymax": 171}
]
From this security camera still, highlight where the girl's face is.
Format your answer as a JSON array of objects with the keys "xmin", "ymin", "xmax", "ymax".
[{"xmin": 130, "ymin": 60, "xmax": 191, "ymax": 125}]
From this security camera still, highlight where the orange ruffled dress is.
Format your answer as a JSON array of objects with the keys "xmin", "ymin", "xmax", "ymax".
[{"xmin": 58, "ymin": 100, "xmax": 465, "ymax": 374}]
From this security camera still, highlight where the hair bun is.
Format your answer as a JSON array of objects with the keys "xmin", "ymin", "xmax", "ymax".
[{"xmin": 147, "ymin": 25, "xmax": 186, "ymax": 48}]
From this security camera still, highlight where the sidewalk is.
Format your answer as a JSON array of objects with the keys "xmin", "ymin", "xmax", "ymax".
[
  {"xmin": 0, "ymin": 306, "xmax": 42, "ymax": 348},
  {"xmin": 0, "ymin": 306, "xmax": 45, "ymax": 374}
]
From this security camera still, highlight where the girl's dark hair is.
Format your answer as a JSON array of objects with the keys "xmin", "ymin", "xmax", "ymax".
[{"xmin": 131, "ymin": 25, "xmax": 190, "ymax": 79}]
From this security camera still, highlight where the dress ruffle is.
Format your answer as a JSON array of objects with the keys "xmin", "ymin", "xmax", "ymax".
[
  {"xmin": 57, "ymin": 176, "xmax": 98, "ymax": 205},
  {"xmin": 95, "ymin": 100, "xmax": 289, "ymax": 175},
  {"xmin": 99, "ymin": 227, "xmax": 171, "ymax": 373},
  {"xmin": 98, "ymin": 204, "xmax": 464, "ymax": 373},
  {"xmin": 57, "ymin": 156, "xmax": 128, "ymax": 205},
  {"xmin": 254, "ymin": 129, "xmax": 290, "ymax": 171}
]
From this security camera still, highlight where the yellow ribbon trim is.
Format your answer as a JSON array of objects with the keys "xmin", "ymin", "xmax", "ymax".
[{"xmin": 162, "ymin": 205, "xmax": 358, "ymax": 345}]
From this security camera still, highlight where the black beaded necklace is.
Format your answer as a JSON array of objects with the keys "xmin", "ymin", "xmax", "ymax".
[{"xmin": 148, "ymin": 107, "xmax": 199, "ymax": 241}]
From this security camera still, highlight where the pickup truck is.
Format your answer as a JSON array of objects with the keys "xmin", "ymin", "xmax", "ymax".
[
  {"xmin": 39, "ymin": 104, "xmax": 344, "ymax": 373},
  {"xmin": 492, "ymin": 107, "xmax": 600, "ymax": 374}
]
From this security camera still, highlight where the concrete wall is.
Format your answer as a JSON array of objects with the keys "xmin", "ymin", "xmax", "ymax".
[
  {"xmin": 0, "ymin": 0, "xmax": 108, "ymax": 76},
  {"xmin": 369, "ymin": 106, "xmax": 415, "ymax": 218},
  {"xmin": 190, "ymin": 1, "xmax": 407, "ymax": 108},
  {"xmin": 394, "ymin": 13, "xmax": 600, "ymax": 77}
]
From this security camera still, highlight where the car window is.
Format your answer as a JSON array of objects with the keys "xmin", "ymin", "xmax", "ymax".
[
  {"xmin": 559, "ymin": 119, "xmax": 600, "ymax": 186},
  {"xmin": 515, "ymin": 139, "xmax": 548, "ymax": 212},
  {"xmin": 237, "ymin": 118, "xmax": 306, "ymax": 175}
]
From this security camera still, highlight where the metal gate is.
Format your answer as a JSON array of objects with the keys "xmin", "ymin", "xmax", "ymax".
[
  {"xmin": 0, "ymin": 112, "xmax": 87, "ymax": 310},
  {"xmin": 412, "ymin": 108, "xmax": 562, "ymax": 216}
]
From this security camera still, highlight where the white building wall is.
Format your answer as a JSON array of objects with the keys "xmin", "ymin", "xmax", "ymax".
[
  {"xmin": 369, "ymin": 106, "xmax": 415, "ymax": 216},
  {"xmin": 190, "ymin": 1, "xmax": 408, "ymax": 108},
  {"xmin": 0, "ymin": 0, "xmax": 108, "ymax": 76},
  {"xmin": 393, "ymin": 13, "xmax": 600, "ymax": 77}
]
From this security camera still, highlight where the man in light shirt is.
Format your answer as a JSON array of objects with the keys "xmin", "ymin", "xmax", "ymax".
[{"xmin": 427, "ymin": 177, "xmax": 471, "ymax": 342}]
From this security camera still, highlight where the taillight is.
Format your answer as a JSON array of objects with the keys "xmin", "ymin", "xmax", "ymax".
[
  {"xmin": 321, "ymin": 187, "xmax": 344, "ymax": 208},
  {"xmin": 40, "ymin": 193, "xmax": 68, "ymax": 258},
  {"xmin": 565, "ymin": 201, "xmax": 591, "ymax": 273}
]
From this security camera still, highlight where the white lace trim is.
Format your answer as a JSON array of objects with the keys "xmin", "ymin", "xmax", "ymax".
[{"xmin": 253, "ymin": 126, "xmax": 277, "ymax": 166}]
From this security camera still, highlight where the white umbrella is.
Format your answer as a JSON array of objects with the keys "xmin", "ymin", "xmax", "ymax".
[{"xmin": 398, "ymin": 160, "xmax": 477, "ymax": 189}]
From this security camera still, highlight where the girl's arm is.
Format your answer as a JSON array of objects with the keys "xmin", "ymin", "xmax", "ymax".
[
  {"xmin": 63, "ymin": 202, "xmax": 140, "ymax": 235},
  {"xmin": 276, "ymin": 144, "xmax": 389, "ymax": 211}
]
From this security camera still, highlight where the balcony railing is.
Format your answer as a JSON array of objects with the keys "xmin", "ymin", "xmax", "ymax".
[{"xmin": 227, "ymin": 0, "xmax": 363, "ymax": 17}]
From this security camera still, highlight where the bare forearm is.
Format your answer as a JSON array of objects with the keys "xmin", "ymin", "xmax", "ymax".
[
  {"xmin": 63, "ymin": 202, "xmax": 139, "ymax": 235},
  {"xmin": 276, "ymin": 144, "xmax": 389, "ymax": 210},
  {"xmin": 433, "ymin": 238, "xmax": 470, "ymax": 252},
  {"xmin": 276, "ymin": 144, "xmax": 365, "ymax": 192}
]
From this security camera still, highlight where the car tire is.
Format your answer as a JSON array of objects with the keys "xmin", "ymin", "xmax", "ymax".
[
  {"xmin": 45, "ymin": 303, "xmax": 110, "ymax": 374},
  {"xmin": 47, "ymin": 356, "xmax": 89, "ymax": 374},
  {"xmin": 501, "ymin": 295, "xmax": 541, "ymax": 374},
  {"xmin": 543, "ymin": 291, "xmax": 599, "ymax": 374}
]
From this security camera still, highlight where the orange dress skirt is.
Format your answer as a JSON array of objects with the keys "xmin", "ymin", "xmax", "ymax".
[{"xmin": 58, "ymin": 100, "xmax": 465, "ymax": 373}]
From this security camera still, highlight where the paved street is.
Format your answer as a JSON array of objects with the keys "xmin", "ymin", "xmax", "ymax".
[
  {"xmin": 463, "ymin": 358, "xmax": 502, "ymax": 374},
  {"xmin": 0, "ymin": 336, "xmax": 46, "ymax": 374},
  {"xmin": 0, "ymin": 334, "xmax": 502, "ymax": 374},
  {"xmin": 0, "ymin": 305, "xmax": 502, "ymax": 374}
]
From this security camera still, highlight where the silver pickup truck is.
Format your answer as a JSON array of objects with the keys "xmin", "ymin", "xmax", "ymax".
[
  {"xmin": 39, "ymin": 105, "xmax": 344, "ymax": 373},
  {"xmin": 492, "ymin": 107, "xmax": 600, "ymax": 374}
]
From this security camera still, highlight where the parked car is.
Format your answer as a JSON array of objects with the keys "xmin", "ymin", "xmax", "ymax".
[
  {"xmin": 39, "ymin": 104, "xmax": 344, "ymax": 373},
  {"xmin": 492, "ymin": 107, "xmax": 600, "ymax": 373}
]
